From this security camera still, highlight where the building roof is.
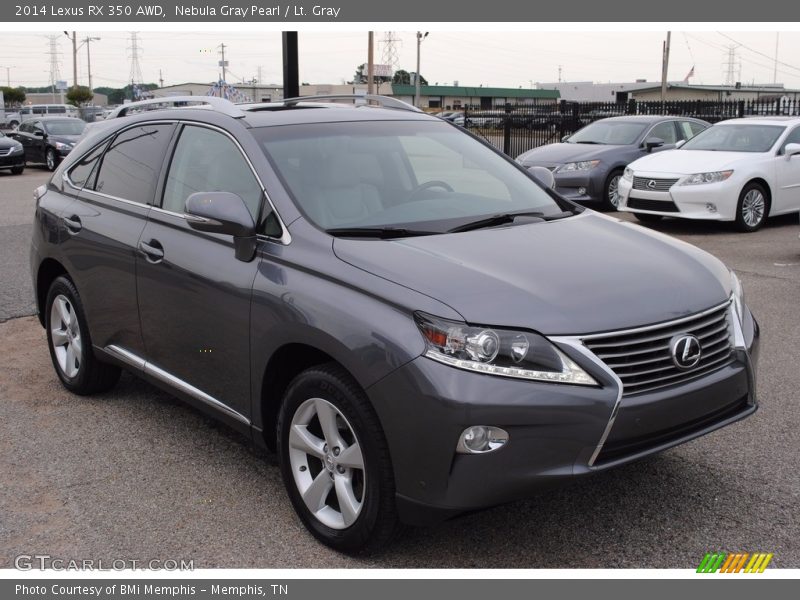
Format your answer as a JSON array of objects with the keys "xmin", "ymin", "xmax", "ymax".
[
  {"xmin": 625, "ymin": 83, "xmax": 800, "ymax": 94},
  {"xmin": 391, "ymin": 84, "xmax": 559, "ymax": 99}
]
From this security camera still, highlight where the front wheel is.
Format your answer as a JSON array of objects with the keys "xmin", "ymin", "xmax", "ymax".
[
  {"xmin": 10, "ymin": 165, "xmax": 24, "ymax": 175},
  {"xmin": 45, "ymin": 148, "xmax": 58, "ymax": 172},
  {"xmin": 277, "ymin": 364, "xmax": 400, "ymax": 554},
  {"xmin": 602, "ymin": 169, "xmax": 624, "ymax": 211},
  {"xmin": 736, "ymin": 182, "xmax": 769, "ymax": 232}
]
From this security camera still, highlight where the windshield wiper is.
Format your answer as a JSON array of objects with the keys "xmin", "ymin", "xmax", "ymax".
[
  {"xmin": 326, "ymin": 226, "xmax": 440, "ymax": 239},
  {"xmin": 447, "ymin": 210, "xmax": 573, "ymax": 233},
  {"xmin": 574, "ymin": 140, "xmax": 602, "ymax": 144}
]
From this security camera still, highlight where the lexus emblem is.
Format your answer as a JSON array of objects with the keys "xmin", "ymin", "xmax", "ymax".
[
  {"xmin": 670, "ymin": 334, "xmax": 702, "ymax": 370},
  {"xmin": 647, "ymin": 179, "xmax": 657, "ymax": 189}
]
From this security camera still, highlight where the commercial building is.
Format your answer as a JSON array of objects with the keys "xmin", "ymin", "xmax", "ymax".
[
  {"xmin": 625, "ymin": 83, "xmax": 800, "ymax": 102},
  {"xmin": 535, "ymin": 81, "xmax": 654, "ymax": 102}
]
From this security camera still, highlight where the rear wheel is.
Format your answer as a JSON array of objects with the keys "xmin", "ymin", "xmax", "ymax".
[
  {"xmin": 602, "ymin": 169, "xmax": 624, "ymax": 211},
  {"xmin": 277, "ymin": 363, "xmax": 400, "ymax": 554},
  {"xmin": 45, "ymin": 276, "xmax": 120, "ymax": 395},
  {"xmin": 633, "ymin": 213, "xmax": 663, "ymax": 224},
  {"xmin": 735, "ymin": 182, "xmax": 769, "ymax": 232},
  {"xmin": 45, "ymin": 148, "xmax": 57, "ymax": 172}
]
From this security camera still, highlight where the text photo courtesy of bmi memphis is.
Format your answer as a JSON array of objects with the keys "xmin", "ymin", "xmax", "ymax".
[{"xmin": 1, "ymin": 0, "xmax": 799, "ymax": 595}]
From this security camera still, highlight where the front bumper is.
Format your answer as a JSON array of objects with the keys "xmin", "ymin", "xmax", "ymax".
[
  {"xmin": 0, "ymin": 150, "xmax": 25, "ymax": 169},
  {"xmin": 369, "ymin": 307, "xmax": 759, "ymax": 526},
  {"xmin": 618, "ymin": 173, "xmax": 740, "ymax": 221},
  {"xmin": 522, "ymin": 163, "xmax": 607, "ymax": 204}
]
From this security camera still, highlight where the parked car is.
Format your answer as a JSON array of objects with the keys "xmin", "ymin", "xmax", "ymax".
[
  {"xmin": 12, "ymin": 117, "xmax": 86, "ymax": 171},
  {"xmin": 0, "ymin": 130, "xmax": 25, "ymax": 174},
  {"xmin": 0, "ymin": 109, "xmax": 22, "ymax": 130},
  {"xmin": 516, "ymin": 116, "xmax": 710, "ymax": 210},
  {"xmin": 19, "ymin": 104, "xmax": 82, "ymax": 122},
  {"xmin": 618, "ymin": 117, "xmax": 800, "ymax": 231},
  {"xmin": 31, "ymin": 95, "xmax": 758, "ymax": 553}
]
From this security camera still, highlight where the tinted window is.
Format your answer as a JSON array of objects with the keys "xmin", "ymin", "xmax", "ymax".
[
  {"xmin": 682, "ymin": 124, "xmax": 785, "ymax": 153},
  {"xmin": 48, "ymin": 106, "xmax": 67, "ymax": 114},
  {"xmin": 68, "ymin": 141, "xmax": 109, "ymax": 189},
  {"xmin": 162, "ymin": 125, "xmax": 263, "ymax": 218},
  {"xmin": 688, "ymin": 121, "xmax": 706, "ymax": 137},
  {"xmin": 649, "ymin": 121, "xmax": 678, "ymax": 144},
  {"xmin": 568, "ymin": 121, "xmax": 647, "ymax": 145},
  {"xmin": 779, "ymin": 126, "xmax": 800, "ymax": 155},
  {"xmin": 44, "ymin": 120, "xmax": 85, "ymax": 136},
  {"xmin": 92, "ymin": 124, "xmax": 174, "ymax": 204},
  {"xmin": 678, "ymin": 121, "xmax": 705, "ymax": 141}
]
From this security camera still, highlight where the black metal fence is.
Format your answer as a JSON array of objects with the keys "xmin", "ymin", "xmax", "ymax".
[{"xmin": 461, "ymin": 98, "xmax": 800, "ymax": 158}]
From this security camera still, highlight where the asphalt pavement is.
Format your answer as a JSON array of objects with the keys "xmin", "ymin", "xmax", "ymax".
[{"xmin": 0, "ymin": 169, "xmax": 798, "ymax": 567}]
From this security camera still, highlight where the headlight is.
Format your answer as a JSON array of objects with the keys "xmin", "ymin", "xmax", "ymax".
[
  {"xmin": 680, "ymin": 170, "xmax": 733, "ymax": 186},
  {"xmin": 623, "ymin": 166, "xmax": 634, "ymax": 181},
  {"xmin": 53, "ymin": 141, "xmax": 73, "ymax": 151},
  {"xmin": 555, "ymin": 160, "xmax": 600, "ymax": 173},
  {"xmin": 730, "ymin": 271, "xmax": 745, "ymax": 325},
  {"xmin": 414, "ymin": 313, "xmax": 597, "ymax": 386}
]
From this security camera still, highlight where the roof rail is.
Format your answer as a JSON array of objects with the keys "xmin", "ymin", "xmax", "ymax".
[
  {"xmin": 279, "ymin": 94, "xmax": 421, "ymax": 113},
  {"xmin": 107, "ymin": 96, "xmax": 246, "ymax": 119}
]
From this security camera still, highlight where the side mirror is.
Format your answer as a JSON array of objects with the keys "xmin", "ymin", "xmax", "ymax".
[
  {"xmin": 34, "ymin": 130, "xmax": 45, "ymax": 137},
  {"xmin": 561, "ymin": 134, "xmax": 570, "ymax": 142},
  {"xmin": 644, "ymin": 137, "xmax": 665, "ymax": 152},
  {"xmin": 675, "ymin": 139, "xmax": 687, "ymax": 149},
  {"xmin": 185, "ymin": 192, "xmax": 257, "ymax": 262},
  {"xmin": 528, "ymin": 166, "xmax": 556, "ymax": 190},
  {"xmin": 784, "ymin": 143, "xmax": 800, "ymax": 160}
]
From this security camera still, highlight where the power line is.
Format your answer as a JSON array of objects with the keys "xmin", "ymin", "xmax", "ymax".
[
  {"xmin": 381, "ymin": 31, "xmax": 401, "ymax": 71},
  {"xmin": 127, "ymin": 32, "xmax": 144, "ymax": 87},
  {"xmin": 717, "ymin": 32, "xmax": 800, "ymax": 74},
  {"xmin": 45, "ymin": 35, "xmax": 62, "ymax": 101}
]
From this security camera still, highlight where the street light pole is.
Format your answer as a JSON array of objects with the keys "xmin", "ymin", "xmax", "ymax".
[
  {"xmin": 82, "ymin": 36, "xmax": 101, "ymax": 92},
  {"xmin": 63, "ymin": 31, "xmax": 77, "ymax": 87},
  {"xmin": 415, "ymin": 31, "xmax": 428, "ymax": 108},
  {"xmin": 0, "ymin": 65, "xmax": 13, "ymax": 87}
]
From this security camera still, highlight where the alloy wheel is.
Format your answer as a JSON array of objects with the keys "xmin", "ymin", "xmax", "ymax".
[
  {"xmin": 741, "ymin": 189, "xmax": 765, "ymax": 228},
  {"xmin": 288, "ymin": 397, "xmax": 365, "ymax": 530},
  {"xmin": 46, "ymin": 150, "xmax": 56, "ymax": 171},
  {"xmin": 50, "ymin": 294, "xmax": 82, "ymax": 378},
  {"xmin": 607, "ymin": 174, "xmax": 621, "ymax": 208}
]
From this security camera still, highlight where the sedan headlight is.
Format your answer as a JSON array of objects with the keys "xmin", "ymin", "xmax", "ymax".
[
  {"xmin": 680, "ymin": 170, "xmax": 733, "ymax": 186},
  {"xmin": 730, "ymin": 270, "xmax": 745, "ymax": 325},
  {"xmin": 415, "ymin": 313, "xmax": 597, "ymax": 386},
  {"xmin": 53, "ymin": 141, "xmax": 73, "ymax": 151},
  {"xmin": 623, "ymin": 166, "xmax": 634, "ymax": 181},
  {"xmin": 555, "ymin": 160, "xmax": 600, "ymax": 173}
]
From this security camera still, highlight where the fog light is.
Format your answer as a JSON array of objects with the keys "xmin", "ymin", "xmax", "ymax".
[
  {"xmin": 457, "ymin": 426, "xmax": 509, "ymax": 454},
  {"xmin": 577, "ymin": 187, "xmax": 587, "ymax": 196},
  {"xmin": 706, "ymin": 203, "xmax": 717, "ymax": 213}
]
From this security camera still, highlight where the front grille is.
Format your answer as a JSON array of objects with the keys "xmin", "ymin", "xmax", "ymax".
[
  {"xmin": 627, "ymin": 198, "xmax": 681, "ymax": 212},
  {"xmin": 583, "ymin": 302, "xmax": 734, "ymax": 396},
  {"xmin": 632, "ymin": 176, "xmax": 679, "ymax": 191},
  {"xmin": 0, "ymin": 148, "xmax": 12, "ymax": 157}
]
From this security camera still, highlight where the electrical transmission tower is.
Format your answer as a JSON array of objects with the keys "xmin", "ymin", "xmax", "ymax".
[
  {"xmin": 723, "ymin": 44, "xmax": 741, "ymax": 86},
  {"xmin": 381, "ymin": 31, "xmax": 401, "ymax": 71},
  {"xmin": 128, "ymin": 32, "xmax": 144, "ymax": 96},
  {"xmin": 46, "ymin": 35, "xmax": 62, "ymax": 99}
]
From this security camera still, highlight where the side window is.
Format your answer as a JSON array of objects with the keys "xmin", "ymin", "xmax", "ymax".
[
  {"xmin": 688, "ymin": 121, "xmax": 707, "ymax": 137},
  {"xmin": 92, "ymin": 124, "xmax": 175, "ymax": 204},
  {"xmin": 779, "ymin": 127, "xmax": 800, "ymax": 155},
  {"xmin": 678, "ymin": 121, "xmax": 705, "ymax": 141},
  {"xmin": 648, "ymin": 121, "xmax": 678, "ymax": 145},
  {"xmin": 68, "ymin": 141, "xmax": 109, "ymax": 189},
  {"xmin": 162, "ymin": 125, "xmax": 263, "ymax": 219}
]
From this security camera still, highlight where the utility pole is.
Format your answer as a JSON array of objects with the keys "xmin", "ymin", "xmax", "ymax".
[
  {"xmin": 415, "ymin": 31, "xmax": 428, "ymax": 108},
  {"xmin": 82, "ymin": 36, "xmax": 101, "ymax": 93},
  {"xmin": 367, "ymin": 31, "xmax": 375, "ymax": 95},
  {"xmin": 558, "ymin": 65, "xmax": 562, "ymax": 83},
  {"xmin": 773, "ymin": 32, "xmax": 780, "ymax": 84},
  {"xmin": 63, "ymin": 32, "xmax": 77, "ymax": 87},
  {"xmin": 218, "ymin": 43, "xmax": 227, "ymax": 83},
  {"xmin": 660, "ymin": 31, "xmax": 671, "ymax": 102},
  {"xmin": 1, "ymin": 65, "xmax": 12, "ymax": 87},
  {"xmin": 159, "ymin": 69, "xmax": 164, "ymax": 88}
]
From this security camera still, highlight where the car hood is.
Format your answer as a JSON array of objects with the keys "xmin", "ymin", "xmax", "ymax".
[
  {"xmin": 629, "ymin": 149, "xmax": 758, "ymax": 174},
  {"xmin": 0, "ymin": 137, "xmax": 20, "ymax": 149},
  {"xmin": 517, "ymin": 143, "xmax": 630, "ymax": 165},
  {"xmin": 48, "ymin": 134, "xmax": 81, "ymax": 145},
  {"xmin": 333, "ymin": 212, "xmax": 731, "ymax": 335}
]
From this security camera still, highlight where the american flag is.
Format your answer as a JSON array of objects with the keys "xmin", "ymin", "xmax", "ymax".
[{"xmin": 683, "ymin": 66, "xmax": 695, "ymax": 83}]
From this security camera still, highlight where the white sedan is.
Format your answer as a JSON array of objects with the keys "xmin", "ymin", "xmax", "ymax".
[{"xmin": 618, "ymin": 117, "xmax": 800, "ymax": 231}]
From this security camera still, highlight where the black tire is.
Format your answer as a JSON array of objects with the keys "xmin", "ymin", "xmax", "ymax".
[
  {"xmin": 601, "ymin": 169, "xmax": 624, "ymax": 211},
  {"xmin": 633, "ymin": 213, "xmax": 663, "ymax": 224},
  {"xmin": 45, "ymin": 148, "xmax": 58, "ymax": 172},
  {"xmin": 277, "ymin": 363, "xmax": 400, "ymax": 554},
  {"xmin": 45, "ymin": 276, "xmax": 121, "ymax": 395},
  {"xmin": 735, "ymin": 182, "xmax": 769, "ymax": 232},
  {"xmin": 10, "ymin": 165, "xmax": 24, "ymax": 175}
]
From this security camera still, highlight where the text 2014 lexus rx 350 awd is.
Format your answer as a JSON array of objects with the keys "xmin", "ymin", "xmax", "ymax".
[{"xmin": 30, "ymin": 96, "xmax": 759, "ymax": 553}]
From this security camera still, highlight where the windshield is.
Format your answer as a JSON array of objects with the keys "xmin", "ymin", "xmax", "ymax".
[
  {"xmin": 44, "ymin": 120, "xmax": 86, "ymax": 136},
  {"xmin": 681, "ymin": 123, "xmax": 785, "ymax": 153},
  {"xmin": 567, "ymin": 121, "xmax": 647, "ymax": 145},
  {"xmin": 255, "ymin": 120, "xmax": 568, "ymax": 232}
]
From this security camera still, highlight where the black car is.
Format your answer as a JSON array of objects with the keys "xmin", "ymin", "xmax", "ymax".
[
  {"xmin": 30, "ymin": 95, "xmax": 758, "ymax": 553},
  {"xmin": 0, "ymin": 130, "xmax": 25, "ymax": 175},
  {"xmin": 13, "ymin": 117, "xmax": 86, "ymax": 171}
]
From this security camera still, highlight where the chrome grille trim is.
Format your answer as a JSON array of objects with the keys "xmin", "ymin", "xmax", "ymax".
[
  {"xmin": 0, "ymin": 147, "xmax": 13, "ymax": 157},
  {"xmin": 632, "ymin": 176, "xmax": 679, "ymax": 191},
  {"xmin": 581, "ymin": 300, "xmax": 734, "ymax": 396}
]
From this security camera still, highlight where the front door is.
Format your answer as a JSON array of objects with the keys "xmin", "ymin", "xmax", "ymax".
[
  {"xmin": 136, "ymin": 123, "xmax": 265, "ymax": 419},
  {"xmin": 774, "ymin": 126, "xmax": 800, "ymax": 214}
]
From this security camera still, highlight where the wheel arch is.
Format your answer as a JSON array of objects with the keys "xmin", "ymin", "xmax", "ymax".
[
  {"xmin": 744, "ymin": 177, "xmax": 773, "ymax": 215},
  {"xmin": 35, "ymin": 258, "xmax": 70, "ymax": 327}
]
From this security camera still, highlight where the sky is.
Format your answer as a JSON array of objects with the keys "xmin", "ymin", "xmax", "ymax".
[{"xmin": 1, "ymin": 30, "xmax": 800, "ymax": 91}]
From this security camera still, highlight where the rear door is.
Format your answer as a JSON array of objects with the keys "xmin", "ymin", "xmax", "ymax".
[
  {"xmin": 136, "ymin": 123, "xmax": 265, "ymax": 420},
  {"xmin": 59, "ymin": 121, "xmax": 176, "ymax": 355}
]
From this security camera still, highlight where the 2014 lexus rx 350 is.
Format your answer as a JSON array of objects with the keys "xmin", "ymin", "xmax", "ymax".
[{"xmin": 30, "ymin": 96, "xmax": 759, "ymax": 553}]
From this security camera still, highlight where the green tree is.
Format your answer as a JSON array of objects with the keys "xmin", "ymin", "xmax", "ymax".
[
  {"xmin": 0, "ymin": 86, "xmax": 26, "ymax": 105},
  {"xmin": 66, "ymin": 86, "xmax": 94, "ymax": 106},
  {"xmin": 392, "ymin": 70, "xmax": 428, "ymax": 86}
]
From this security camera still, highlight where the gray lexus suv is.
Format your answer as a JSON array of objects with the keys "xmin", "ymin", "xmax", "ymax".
[{"xmin": 30, "ymin": 95, "xmax": 759, "ymax": 553}]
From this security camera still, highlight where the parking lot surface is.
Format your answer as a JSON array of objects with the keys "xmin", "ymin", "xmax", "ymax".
[{"xmin": 1, "ymin": 169, "xmax": 798, "ymax": 567}]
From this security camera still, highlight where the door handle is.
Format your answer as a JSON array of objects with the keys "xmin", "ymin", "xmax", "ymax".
[
  {"xmin": 139, "ymin": 239, "xmax": 164, "ymax": 263},
  {"xmin": 62, "ymin": 215, "xmax": 82, "ymax": 234}
]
